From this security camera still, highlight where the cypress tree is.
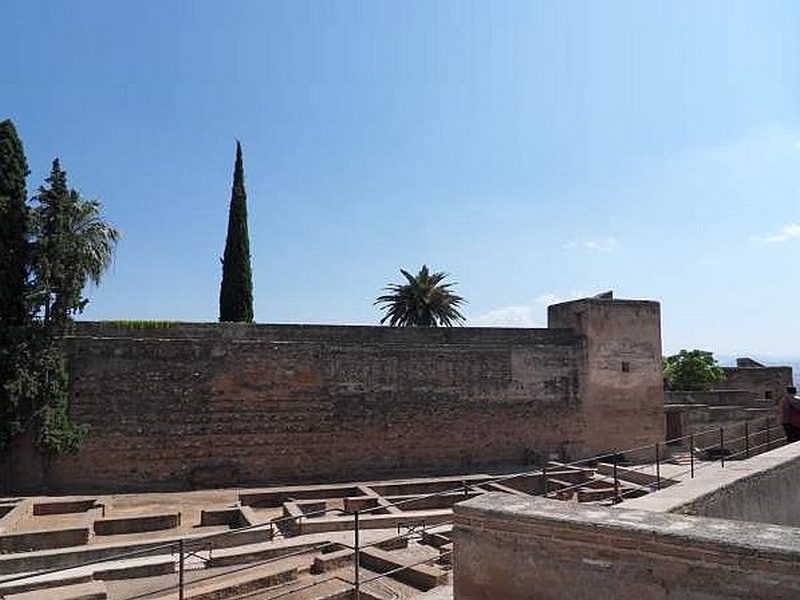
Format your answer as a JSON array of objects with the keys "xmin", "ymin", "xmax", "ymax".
[
  {"xmin": 0, "ymin": 119, "xmax": 30, "ymax": 452},
  {"xmin": 219, "ymin": 141, "xmax": 254, "ymax": 322},
  {"xmin": 0, "ymin": 119, "xmax": 30, "ymax": 331},
  {"xmin": 0, "ymin": 126, "xmax": 117, "ymax": 457}
]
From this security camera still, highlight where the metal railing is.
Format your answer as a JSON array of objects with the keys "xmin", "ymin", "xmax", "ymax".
[{"xmin": 0, "ymin": 416, "xmax": 786, "ymax": 599}]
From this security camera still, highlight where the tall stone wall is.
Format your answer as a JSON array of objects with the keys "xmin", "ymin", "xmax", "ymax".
[{"xmin": 6, "ymin": 296, "xmax": 664, "ymax": 493}]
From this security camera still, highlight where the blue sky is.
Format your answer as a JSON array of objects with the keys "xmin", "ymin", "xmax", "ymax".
[{"xmin": 3, "ymin": 1, "xmax": 800, "ymax": 358}]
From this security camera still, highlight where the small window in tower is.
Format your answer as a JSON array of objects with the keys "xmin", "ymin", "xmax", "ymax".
[
  {"xmin": 621, "ymin": 361, "xmax": 630, "ymax": 373},
  {"xmin": 765, "ymin": 391, "xmax": 773, "ymax": 400}
]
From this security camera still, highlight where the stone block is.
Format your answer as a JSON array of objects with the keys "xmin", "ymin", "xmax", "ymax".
[
  {"xmin": 93, "ymin": 513, "xmax": 180, "ymax": 536},
  {"xmin": 360, "ymin": 547, "xmax": 447, "ymax": 591},
  {"xmin": 0, "ymin": 527, "xmax": 90, "ymax": 553},
  {"xmin": 4, "ymin": 581, "xmax": 106, "ymax": 600},
  {"xmin": 310, "ymin": 548, "xmax": 354, "ymax": 573}
]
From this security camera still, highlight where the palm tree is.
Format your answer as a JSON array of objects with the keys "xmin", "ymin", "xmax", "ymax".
[
  {"xmin": 375, "ymin": 265, "xmax": 466, "ymax": 327},
  {"xmin": 33, "ymin": 159, "xmax": 119, "ymax": 328},
  {"xmin": 69, "ymin": 195, "xmax": 119, "ymax": 287}
]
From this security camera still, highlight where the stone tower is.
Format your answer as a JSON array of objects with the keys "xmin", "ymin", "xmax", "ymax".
[{"xmin": 548, "ymin": 292, "xmax": 664, "ymax": 457}]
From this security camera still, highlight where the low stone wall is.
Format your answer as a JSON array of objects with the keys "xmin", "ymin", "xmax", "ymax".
[
  {"xmin": 93, "ymin": 513, "xmax": 180, "ymax": 536},
  {"xmin": 665, "ymin": 389, "xmax": 768, "ymax": 408},
  {"xmin": 664, "ymin": 397, "xmax": 775, "ymax": 450},
  {"xmin": 32, "ymin": 499, "xmax": 98, "ymax": 516},
  {"xmin": 453, "ymin": 493, "xmax": 800, "ymax": 600},
  {"xmin": 0, "ymin": 501, "xmax": 32, "ymax": 534},
  {"xmin": 624, "ymin": 442, "xmax": 800, "ymax": 526},
  {"xmin": 0, "ymin": 527, "xmax": 91, "ymax": 553}
]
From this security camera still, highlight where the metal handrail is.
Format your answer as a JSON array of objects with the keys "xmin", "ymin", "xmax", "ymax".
[{"xmin": 0, "ymin": 415, "xmax": 785, "ymax": 599}]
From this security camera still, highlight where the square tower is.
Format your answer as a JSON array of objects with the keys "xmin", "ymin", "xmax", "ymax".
[{"xmin": 548, "ymin": 293, "xmax": 664, "ymax": 456}]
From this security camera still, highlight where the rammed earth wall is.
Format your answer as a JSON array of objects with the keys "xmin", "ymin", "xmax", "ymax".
[
  {"xmin": 453, "ymin": 492, "xmax": 800, "ymax": 600},
  {"xmin": 5, "ymin": 297, "xmax": 664, "ymax": 493}
]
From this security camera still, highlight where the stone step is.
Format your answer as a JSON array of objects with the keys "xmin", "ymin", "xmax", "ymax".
[
  {"xmin": 0, "ymin": 554, "xmax": 177, "ymax": 596},
  {"xmin": 250, "ymin": 577, "xmax": 353, "ymax": 600},
  {"xmin": 149, "ymin": 562, "xmax": 299, "ymax": 600},
  {"xmin": 310, "ymin": 549, "xmax": 354, "ymax": 574},
  {"xmin": 0, "ymin": 525, "xmax": 273, "ymax": 576},
  {"xmin": 207, "ymin": 541, "xmax": 326, "ymax": 569},
  {"xmin": 4, "ymin": 580, "xmax": 107, "ymax": 600},
  {"xmin": 359, "ymin": 547, "xmax": 447, "ymax": 592},
  {"xmin": 0, "ymin": 573, "xmax": 93, "ymax": 597}
]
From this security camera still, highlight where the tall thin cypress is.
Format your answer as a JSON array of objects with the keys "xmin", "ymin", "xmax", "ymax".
[
  {"xmin": 0, "ymin": 119, "xmax": 30, "ymax": 331},
  {"xmin": 0, "ymin": 119, "xmax": 30, "ymax": 453},
  {"xmin": 219, "ymin": 141, "xmax": 254, "ymax": 322}
]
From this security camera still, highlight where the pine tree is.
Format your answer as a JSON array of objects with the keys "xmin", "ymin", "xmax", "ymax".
[
  {"xmin": 0, "ymin": 119, "xmax": 31, "ymax": 331},
  {"xmin": 219, "ymin": 141, "xmax": 254, "ymax": 322}
]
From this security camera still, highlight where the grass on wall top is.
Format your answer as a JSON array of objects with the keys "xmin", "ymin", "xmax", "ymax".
[{"xmin": 103, "ymin": 320, "xmax": 179, "ymax": 329}]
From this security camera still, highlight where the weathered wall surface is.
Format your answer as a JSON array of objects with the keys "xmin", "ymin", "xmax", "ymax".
[
  {"xmin": 624, "ymin": 443, "xmax": 800, "ymax": 527},
  {"xmin": 665, "ymin": 389, "xmax": 768, "ymax": 407},
  {"xmin": 453, "ymin": 493, "xmax": 800, "ymax": 600},
  {"xmin": 662, "ymin": 406, "xmax": 777, "ymax": 457},
  {"xmin": 663, "ymin": 357, "xmax": 791, "ymax": 443},
  {"xmin": 720, "ymin": 362, "xmax": 792, "ymax": 402},
  {"xmin": 10, "ymin": 325, "xmax": 585, "ymax": 492},
  {"xmin": 6, "ymin": 297, "xmax": 664, "ymax": 493},
  {"xmin": 548, "ymin": 298, "xmax": 664, "ymax": 456}
]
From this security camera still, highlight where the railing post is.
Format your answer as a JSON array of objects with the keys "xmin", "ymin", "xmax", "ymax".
[
  {"xmin": 354, "ymin": 510, "xmax": 360, "ymax": 600},
  {"xmin": 178, "ymin": 538, "xmax": 185, "ymax": 600},
  {"xmin": 744, "ymin": 421, "xmax": 750, "ymax": 458},
  {"xmin": 541, "ymin": 465, "xmax": 548, "ymax": 496},
  {"xmin": 654, "ymin": 443, "xmax": 661, "ymax": 490},
  {"xmin": 719, "ymin": 427, "xmax": 725, "ymax": 468},
  {"xmin": 613, "ymin": 454, "xmax": 621, "ymax": 504},
  {"xmin": 690, "ymin": 434, "xmax": 695, "ymax": 478},
  {"xmin": 767, "ymin": 417, "xmax": 772, "ymax": 449}
]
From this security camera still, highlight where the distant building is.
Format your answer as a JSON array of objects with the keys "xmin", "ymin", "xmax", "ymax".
[{"xmin": 664, "ymin": 357, "xmax": 792, "ymax": 445}]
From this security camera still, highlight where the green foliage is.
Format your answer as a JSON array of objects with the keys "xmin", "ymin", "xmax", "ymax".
[
  {"xmin": 1, "ymin": 328, "xmax": 87, "ymax": 455},
  {"xmin": 375, "ymin": 265, "xmax": 466, "ymax": 327},
  {"xmin": 33, "ymin": 159, "xmax": 120, "ymax": 331},
  {"xmin": 0, "ymin": 121, "xmax": 117, "ymax": 458},
  {"xmin": 663, "ymin": 349, "xmax": 725, "ymax": 392},
  {"xmin": 105, "ymin": 320, "xmax": 177, "ymax": 329},
  {"xmin": 38, "ymin": 377, "xmax": 88, "ymax": 458},
  {"xmin": 219, "ymin": 141, "xmax": 254, "ymax": 322},
  {"xmin": 0, "ymin": 119, "xmax": 31, "ymax": 330},
  {"xmin": 0, "ymin": 331, "xmax": 32, "ymax": 450},
  {"xmin": 0, "ymin": 120, "xmax": 31, "ymax": 454}
]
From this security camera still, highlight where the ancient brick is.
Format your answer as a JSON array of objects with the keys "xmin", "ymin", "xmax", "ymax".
[{"xmin": 4, "ymin": 297, "xmax": 663, "ymax": 493}]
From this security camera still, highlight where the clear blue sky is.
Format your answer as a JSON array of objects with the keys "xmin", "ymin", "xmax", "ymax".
[{"xmin": 3, "ymin": 1, "xmax": 800, "ymax": 357}]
